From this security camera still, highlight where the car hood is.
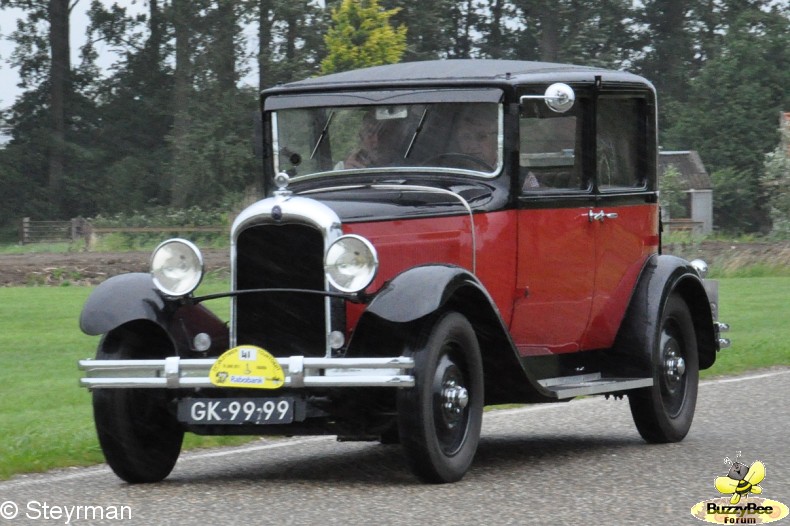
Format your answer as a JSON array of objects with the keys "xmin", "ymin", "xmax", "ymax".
[{"xmin": 295, "ymin": 182, "xmax": 501, "ymax": 222}]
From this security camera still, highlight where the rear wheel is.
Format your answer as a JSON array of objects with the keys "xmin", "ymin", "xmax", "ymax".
[
  {"xmin": 397, "ymin": 312, "xmax": 483, "ymax": 483},
  {"xmin": 628, "ymin": 294, "xmax": 699, "ymax": 443},
  {"xmin": 93, "ymin": 329, "xmax": 184, "ymax": 483}
]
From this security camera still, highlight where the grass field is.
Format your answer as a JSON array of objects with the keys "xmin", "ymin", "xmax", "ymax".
[{"xmin": 0, "ymin": 276, "xmax": 788, "ymax": 480}]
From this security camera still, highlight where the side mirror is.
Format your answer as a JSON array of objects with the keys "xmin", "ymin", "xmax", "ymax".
[{"xmin": 520, "ymin": 83, "xmax": 576, "ymax": 113}]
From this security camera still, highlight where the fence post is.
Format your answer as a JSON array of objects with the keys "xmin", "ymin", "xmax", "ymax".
[
  {"xmin": 21, "ymin": 217, "xmax": 30, "ymax": 244},
  {"xmin": 84, "ymin": 220, "xmax": 95, "ymax": 250},
  {"xmin": 71, "ymin": 217, "xmax": 86, "ymax": 242}
]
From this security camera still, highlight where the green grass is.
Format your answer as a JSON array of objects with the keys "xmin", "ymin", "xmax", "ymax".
[
  {"xmin": 710, "ymin": 263, "xmax": 790, "ymax": 279},
  {"xmin": 0, "ymin": 242, "xmax": 81, "ymax": 255},
  {"xmin": 701, "ymin": 277, "xmax": 790, "ymax": 376},
  {"xmin": 0, "ymin": 276, "xmax": 788, "ymax": 480},
  {"xmin": 0, "ymin": 281, "xmax": 246, "ymax": 481}
]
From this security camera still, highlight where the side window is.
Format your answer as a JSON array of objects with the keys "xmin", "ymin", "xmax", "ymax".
[
  {"xmin": 519, "ymin": 109, "xmax": 585, "ymax": 194},
  {"xmin": 596, "ymin": 98, "xmax": 646, "ymax": 190}
]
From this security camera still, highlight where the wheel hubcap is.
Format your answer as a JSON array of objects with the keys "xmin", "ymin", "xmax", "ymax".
[
  {"xmin": 432, "ymin": 352, "xmax": 471, "ymax": 455},
  {"xmin": 659, "ymin": 323, "xmax": 688, "ymax": 418},
  {"xmin": 664, "ymin": 349, "xmax": 686, "ymax": 385},
  {"xmin": 442, "ymin": 380, "xmax": 469, "ymax": 415}
]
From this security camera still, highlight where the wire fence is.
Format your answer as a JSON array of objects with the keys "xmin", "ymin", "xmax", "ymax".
[{"xmin": 19, "ymin": 217, "xmax": 223, "ymax": 245}]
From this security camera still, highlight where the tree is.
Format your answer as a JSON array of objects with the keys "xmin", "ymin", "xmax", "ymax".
[
  {"xmin": 321, "ymin": 0, "xmax": 407, "ymax": 74},
  {"xmin": 383, "ymin": 0, "xmax": 455, "ymax": 61},
  {"xmin": 169, "ymin": 0, "xmax": 196, "ymax": 208},
  {"xmin": 81, "ymin": 0, "xmax": 174, "ymax": 213},
  {"xmin": 504, "ymin": 0, "xmax": 637, "ymax": 66},
  {"xmin": 256, "ymin": 0, "xmax": 326, "ymax": 89},
  {"xmin": 167, "ymin": 0, "xmax": 263, "ymax": 208},
  {"xmin": 761, "ymin": 120, "xmax": 790, "ymax": 238},
  {"xmin": 48, "ymin": 0, "xmax": 70, "ymax": 216},
  {"xmin": 480, "ymin": 0, "xmax": 511, "ymax": 59},
  {"xmin": 0, "ymin": 0, "xmax": 80, "ymax": 217},
  {"xmin": 0, "ymin": 0, "xmax": 114, "ymax": 219},
  {"xmin": 659, "ymin": 165, "xmax": 687, "ymax": 221},
  {"xmin": 635, "ymin": 0, "xmax": 696, "ymax": 108},
  {"xmin": 662, "ymin": 7, "xmax": 790, "ymax": 232}
]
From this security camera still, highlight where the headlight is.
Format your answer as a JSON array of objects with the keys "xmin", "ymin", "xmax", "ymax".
[
  {"xmin": 150, "ymin": 239, "xmax": 204, "ymax": 297},
  {"xmin": 324, "ymin": 235, "xmax": 378, "ymax": 293}
]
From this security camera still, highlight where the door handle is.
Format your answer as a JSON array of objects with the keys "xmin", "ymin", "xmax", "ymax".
[{"xmin": 588, "ymin": 210, "xmax": 619, "ymax": 222}]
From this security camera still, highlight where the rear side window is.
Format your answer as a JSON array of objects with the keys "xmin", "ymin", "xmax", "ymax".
[{"xmin": 596, "ymin": 97, "xmax": 647, "ymax": 191}]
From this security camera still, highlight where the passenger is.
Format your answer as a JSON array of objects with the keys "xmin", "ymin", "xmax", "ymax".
[{"xmin": 343, "ymin": 111, "xmax": 398, "ymax": 169}]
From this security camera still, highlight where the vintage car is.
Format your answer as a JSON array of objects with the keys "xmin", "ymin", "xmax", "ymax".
[{"xmin": 78, "ymin": 59, "xmax": 730, "ymax": 484}]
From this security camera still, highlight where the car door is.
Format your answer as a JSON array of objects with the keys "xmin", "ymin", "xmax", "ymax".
[
  {"xmin": 510, "ymin": 97, "xmax": 596, "ymax": 356},
  {"xmin": 581, "ymin": 94, "xmax": 661, "ymax": 351}
]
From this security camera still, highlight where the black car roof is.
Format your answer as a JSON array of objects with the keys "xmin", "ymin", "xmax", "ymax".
[{"xmin": 263, "ymin": 59, "xmax": 652, "ymax": 95}]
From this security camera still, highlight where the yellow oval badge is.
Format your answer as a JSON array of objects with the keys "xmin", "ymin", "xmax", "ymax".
[
  {"xmin": 209, "ymin": 346, "xmax": 285, "ymax": 389},
  {"xmin": 691, "ymin": 497, "xmax": 790, "ymax": 524}
]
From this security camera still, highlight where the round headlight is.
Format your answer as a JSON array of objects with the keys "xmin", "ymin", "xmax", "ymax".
[
  {"xmin": 150, "ymin": 239, "xmax": 204, "ymax": 297},
  {"xmin": 324, "ymin": 235, "xmax": 378, "ymax": 293}
]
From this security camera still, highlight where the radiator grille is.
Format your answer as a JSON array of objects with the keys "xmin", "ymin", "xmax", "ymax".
[{"xmin": 235, "ymin": 224, "xmax": 326, "ymax": 357}]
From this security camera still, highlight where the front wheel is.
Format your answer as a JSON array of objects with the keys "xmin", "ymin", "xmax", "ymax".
[
  {"xmin": 628, "ymin": 294, "xmax": 699, "ymax": 443},
  {"xmin": 397, "ymin": 312, "xmax": 484, "ymax": 483},
  {"xmin": 92, "ymin": 330, "xmax": 184, "ymax": 483}
]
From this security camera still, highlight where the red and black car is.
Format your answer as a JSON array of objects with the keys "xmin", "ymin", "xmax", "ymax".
[{"xmin": 78, "ymin": 59, "xmax": 730, "ymax": 484}]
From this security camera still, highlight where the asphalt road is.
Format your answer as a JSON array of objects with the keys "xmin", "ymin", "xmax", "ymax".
[{"xmin": 2, "ymin": 368, "xmax": 789, "ymax": 526}]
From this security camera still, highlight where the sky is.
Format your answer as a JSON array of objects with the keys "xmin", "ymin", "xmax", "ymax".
[
  {"xmin": 0, "ymin": 6, "xmax": 26, "ymax": 108},
  {"xmin": 0, "ymin": 2, "xmax": 114, "ymax": 111},
  {"xmin": 0, "ymin": 1, "xmax": 260, "ymax": 115}
]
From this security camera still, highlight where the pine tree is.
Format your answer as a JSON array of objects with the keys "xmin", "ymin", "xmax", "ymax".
[
  {"xmin": 0, "ymin": 0, "xmax": 74, "ymax": 217},
  {"xmin": 321, "ymin": 0, "xmax": 407, "ymax": 74}
]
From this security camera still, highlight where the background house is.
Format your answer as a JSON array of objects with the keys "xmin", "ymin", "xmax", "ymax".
[{"xmin": 658, "ymin": 150, "xmax": 713, "ymax": 235}]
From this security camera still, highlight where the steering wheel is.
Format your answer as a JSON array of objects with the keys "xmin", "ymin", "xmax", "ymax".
[{"xmin": 426, "ymin": 152, "xmax": 495, "ymax": 172}]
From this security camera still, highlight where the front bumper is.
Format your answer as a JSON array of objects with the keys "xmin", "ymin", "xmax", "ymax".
[
  {"xmin": 703, "ymin": 277, "xmax": 731, "ymax": 350},
  {"xmin": 79, "ymin": 356, "xmax": 415, "ymax": 389}
]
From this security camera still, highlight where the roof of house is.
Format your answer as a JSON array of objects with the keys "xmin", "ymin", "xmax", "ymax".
[{"xmin": 658, "ymin": 150, "xmax": 712, "ymax": 190}]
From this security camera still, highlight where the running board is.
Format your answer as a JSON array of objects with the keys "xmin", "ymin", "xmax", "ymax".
[{"xmin": 538, "ymin": 373, "xmax": 653, "ymax": 399}]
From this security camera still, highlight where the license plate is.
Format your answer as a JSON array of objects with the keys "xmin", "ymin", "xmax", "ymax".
[{"xmin": 178, "ymin": 397, "xmax": 295, "ymax": 425}]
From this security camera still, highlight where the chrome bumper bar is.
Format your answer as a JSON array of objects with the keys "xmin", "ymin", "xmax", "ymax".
[
  {"xmin": 703, "ymin": 277, "xmax": 731, "ymax": 351},
  {"xmin": 79, "ymin": 356, "xmax": 415, "ymax": 389},
  {"xmin": 717, "ymin": 321, "xmax": 731, "ymax": 349}
]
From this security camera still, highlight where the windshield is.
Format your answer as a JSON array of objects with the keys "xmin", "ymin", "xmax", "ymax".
[{"xmin": 272, "ymin": 102, "xmax": 502, "ymax": 180}]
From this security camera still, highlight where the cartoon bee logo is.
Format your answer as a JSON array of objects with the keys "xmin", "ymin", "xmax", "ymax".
[{"xmin": 714, "ymin": 452, "xmax": 765, "ymax": 504}]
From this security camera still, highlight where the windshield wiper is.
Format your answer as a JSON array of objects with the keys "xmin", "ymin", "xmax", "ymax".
[
  {"xmin": 310, "ymin": 110, "xmax": 335, "ymax": 160},
  {"xmin": 404, "ymin": 108, "xmax": 428, "ymax": 159}
]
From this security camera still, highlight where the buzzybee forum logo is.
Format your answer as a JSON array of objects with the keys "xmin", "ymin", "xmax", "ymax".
[{"xmin": 691, "ymin": 452, "xmax": 789, "ymax": 524}]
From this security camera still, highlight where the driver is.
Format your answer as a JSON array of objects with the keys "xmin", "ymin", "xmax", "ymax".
[{"xmin": 453, "ymin": 105, "xmax": 499, "ymax": 168}]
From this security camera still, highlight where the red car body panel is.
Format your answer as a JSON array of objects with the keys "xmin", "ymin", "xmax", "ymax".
[
  {"xmin": 344, "ymin": 211, "xmax": 518, "ymax": 333},
  {"xmin": 511, "ymin": 206, "xmax": 596, "ymax": 356},
  {"xmin": 582, "ymin": 202, "xmax": 660, "ymax": 350},
  {"xmin": 345, "ymin": 200, "xmax": 658, "ymax": 355}
]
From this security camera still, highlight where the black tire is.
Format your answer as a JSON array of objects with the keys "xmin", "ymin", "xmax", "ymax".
[
  {"xmin": 628, "ymin": 294, "xmax": 699, "ymax": 443},
  {"xmin": 93, "ymin": 331, "xmax": 184, "ymax": 483},
  {"xmin": 397, "ymin": 312, "xmax": 484, "ymax": 483}
]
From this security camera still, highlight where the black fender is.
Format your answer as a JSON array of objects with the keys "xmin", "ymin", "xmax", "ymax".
[
  {"xmin": 609, "ymin": 254, "xmax": 717, "ymax": 377},
  {"xmin": 80, "ymin": 273, "xmax": 228, "ymax": 356},
  {"xmin": 80, "ymin": 273, "xmax": 168, "ymax": 336},
  {"xmin": 347, "ymin": 265, "xmax": 554, "ymax": 404}
]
